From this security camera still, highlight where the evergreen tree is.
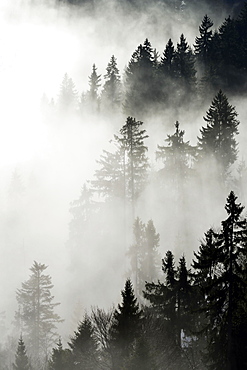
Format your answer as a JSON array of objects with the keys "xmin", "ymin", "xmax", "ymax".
[
  {"xmin": 49, "ymin": 339, "xmax": 72, "ymax": 370},
  {"xmin": 159, "ymin": 38, "xmax": 176, "ymax": 104},
  {"xmin": 101, "ymin": 55, "xmax": 122, "ymax": 112},
  {"xmin": 128, "ymin": 218, "xmax": 160, "ymax": 298},
  {"xmin": 87, "ymin": 64, "xmax": 101, "ymax": 112},
  {"xmin": 160, "ymin": 38, "xmax": 176, "ymax": 77},
  {"xmin": 68, "ymin": 314, "xmax": 99, "ymax": 370},
  {"xmin": 91, "ymin": 147, "xmax": 125, "ymax": 201},
  {"xmin": 194, "ymin": 14, "xmax": 214, "ymax": 65},
  {"xmin": 68, "ymin": 183, "xmax": 96, "ymax": 248},
  {"xmin": 156, "ymin": 121, "xmax": 195, "ymax": 191},
  {"xmin": 58, "ymin": 73, "xmax": 78, "ymax": 113},
  {"xmin": 92, "ymin": 117, "xmax": 149, "ymax": 214},
  {"xmin": 15, "ymin": 262, "xmax": 63, "ymax": 363},
  {"xmin": 13, "ymin": 336, "xmax": 30, "ymax": 370},
  {"xmin": 124, "ymin": 39, "xmax": 157, "ymax": 116},
  {"xmin": 173, "ymin": 34, "xmax": 197, "ymax": 99},
  {"xmin": 217, "ymin": 16, "xmax": 240, "ymax": 88},
  {"xmin": 116, "ymin": 116, "xmax": 149, "ymax": 216},
  {"xmin": 197, "ymin": 90, "xmax": 239, "ymax": 179},
  {"xmin": 110, "ymin": 279, "xmax": 142, "ymax": 368},
  {"xmin": 192, "ymin": 191, "xmax": 247, "ymax": 369},
  {"xmin": 144, "ymin": 251, "xmax": 193, "ymax": 349}
]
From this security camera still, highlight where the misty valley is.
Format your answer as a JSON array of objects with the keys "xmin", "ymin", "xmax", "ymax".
[{"xmin": 0, "ymin": 0, "xmax": 247, "ymax": 369}]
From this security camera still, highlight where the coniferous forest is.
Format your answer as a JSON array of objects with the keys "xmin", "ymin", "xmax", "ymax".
[{"xmin": 1, "ymin": 0, "xmax": 247, "ymax": 369}]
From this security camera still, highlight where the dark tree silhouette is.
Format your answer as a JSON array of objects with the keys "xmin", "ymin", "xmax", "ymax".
[
  {"xmin": 13, "ymin": 336, "xmax": 30, "ymax": 370},
  {"xmin": 101, "ymin": 55, "xmax": 122, "ymax": 112},
  {"xmin": 110, "ymin": 279, "xmax": 142, "ymax": 368},
  {"xmin": 197, "ymin": 90, "xmax": 239, "ymax": 179},
  {"xmin": 68, "ymin": 315, "xmax": 99, "ymax": 369},
  {"xmin": 192, "ymin": 191, "xmax": 247, "ymax": 370},
  {"xmin": 49, "ymin": 338, "xmax": 72, "ymax": 370}
]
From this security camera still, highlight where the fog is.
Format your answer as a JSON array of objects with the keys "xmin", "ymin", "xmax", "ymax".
[{"xmin": 0, "ymin": 0, "xmax": 246, "ymax": 350}]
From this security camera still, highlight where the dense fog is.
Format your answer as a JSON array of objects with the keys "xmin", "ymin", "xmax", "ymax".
[{"xmin": 0, "ymin": 0, "xmax": 247, "ymax": 368}]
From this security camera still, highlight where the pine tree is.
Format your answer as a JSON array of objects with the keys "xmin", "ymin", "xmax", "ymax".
[
  {"xmin": 160, "ymin": 38, "xmax": 176, "ymax": 77},
  {"xmin": 91, "ymin": 147, "xmax": 125, "ymax": 201},
  {"xmin": 49, "ymin": 339, "xmax": 72, "ymax": 370},
  {"xmin": 110, "ymin": 279, "xmax": 142, "ymax": 368},
  {"xmin": 15, "ymin": 262, "xmax": 63, "ymax": 363},
  {"xmin": 101, "ymin": 55, "xmax": 122, "ymax": 112},
  {"xmin": 124, "ymin": 39, "xmax": 156, "ymax": 116},
  {"xmin": 87, "ymin": 64, "xmax": 101, "ymax": 113},
  {"xmin": 116, "ymin": 116, "xmax": 149, "ymax": 216},
  {"xmin": 68, "ymin": 314, "xmax": 99, "ymax": 370},
  {"xmin": 173, "ymin": 34, "xmax": 197, "ymax": 99},
  {"xmin": 159, "ymin": 38, "xmax": 176, "ymax": 104},
  {"xmin": 192, "ymin": 191, "xmax": 247, "ymax": 369},
  {"xmin": 92, "ymin": 117, "xmax": 149, "ymax": 214},
  {"xmin": 194, "ymin": 14, "xmax": 214, "ymax": 65},
  {"xmin": 13, "ymin": 336, "xmax": 30, "ymax": 370},
  {"xmin": 156, "ymin": 121, "xmax": 195, "ymax": 190},
  {"xmin": 197, "ymin": 90, "xmax": 239, "ymax": 179},
  {"xmin": 144, "ymin": 251, "xmax": 193, "ymax": 348},
  {"xmin": 68, "ymin": 183, "xmax": 96, "ymax": 247},
  {"xmin": 58, "ymin": 73, "xmax": 78, "ymax": 113},
  {"xmin": 128, "ymin": 218, "xmax": 160, "ymax": 298}
]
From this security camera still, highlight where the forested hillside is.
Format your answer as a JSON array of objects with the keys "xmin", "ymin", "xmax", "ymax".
[{"xmin": 0, "ymin": 0, "xmax": 247, "ymax": 369}]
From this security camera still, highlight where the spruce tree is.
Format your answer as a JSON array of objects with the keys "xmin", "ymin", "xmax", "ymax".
[
  {"xmin": 110, "ymin": 279, "xmax": 142, "ymax": 368},
  {"xmin": 49, "ymin": 339, "xmax": 72, "ymax": 370},
  {"xmin": 13, "ymin": 336, "xmax": 30, "ymax": 370},
  {"xmin": 58, "ymin": 73, "xmax": 78, "ymax": 113},
  {"xmin": 192, "ymin": 191, "xmax": 247, "ymax": 369},
  {"xmin": 68, "ymin": 315, "xmax": 99, "ymax": 370},
  {"xmin": 194, "ymin": 14, "xmax": 214, "ymax": 65},
  {"xmin": 173, "ymin": 34, "xmax": 197, "ymax": 99},
  {"xmin": 156, "ymin": 121, "xmax": 195, "ymax": 190},
  {"xmin": 92, "ymin": 117, "xmax": 149, "ymax": 215},
  {"xmin": 197, "ymin": 90, "xmax": 239, "ymax": 179},
  {"xmin": 124, "ymin": 39, "xmax": 156, "ymax": 116},
  {"xmin": 145, "ymin": 251, "xmax": 193, "ymax": 347},
  {"xmin": 68, "ymin": 183, "xmax": 96, "ymax": 248},
  {"xmin": 15, "ymin": 262, "xmax": 63, "ymax": 363},
  {"xmin": 87, "ymin": 64, "xmax": 101, "ymax": 112},
  {"xmin": 101, "ymin": 55, "xmax": 122, "ymax": 112},
  {"xmin": 159, "ymin": 38, "xmax": 176, "ymax": 104},
  {"xmin": 144, "ymin": 251, "xmax": 194, "ymax": 367},
  {"xmin": 116, "ymin": 116, "xmax": 149, "ymax": 216},
  {"xmin": 128, "ymin": 218, "xmax": 160, "ymax": 298}
]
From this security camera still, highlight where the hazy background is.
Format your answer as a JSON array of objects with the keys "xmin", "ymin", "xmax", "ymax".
[{"xmin": 0, "ymin": 0, "xmax": 246, "ymax": 342}]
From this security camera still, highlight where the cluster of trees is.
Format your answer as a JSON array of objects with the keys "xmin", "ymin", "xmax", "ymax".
[
  {"xmin": 10, "ymin": 191, "xmax": 247, "ymax": 369},
  {"xmin": 67, "ymin": 89, "xmax": 243, "ymax": 257},
  {"xmin": 43, "ymin": 4, "xmax": 247, "ymax": 119}
]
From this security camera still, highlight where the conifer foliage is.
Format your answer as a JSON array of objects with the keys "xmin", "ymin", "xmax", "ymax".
[
  {"xmin": 197, "ymin": 90, "xmax": 239, "ymax": 178},
  {"xmin": 13, "ymin": 336, "xmax": 30, "ymax": 370},
  {"xmin": 111, "ymin": 279, "xmax": 142, "ymax": 368},
  {"xmin": 15, "ymin": 262, "xmax": 63, "ymax": 363},
  {"xmin": 68, "ymin": 314, "xmax": 99, "ymax": 369},
  {"xmin": 193, "ymin": 191, "xmax": 247, "ymax": 369}
]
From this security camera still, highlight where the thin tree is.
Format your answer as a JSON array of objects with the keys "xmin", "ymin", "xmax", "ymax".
[{"xmin": 87, "ymin": 64, "xmax": 101, "ymax": 112}]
